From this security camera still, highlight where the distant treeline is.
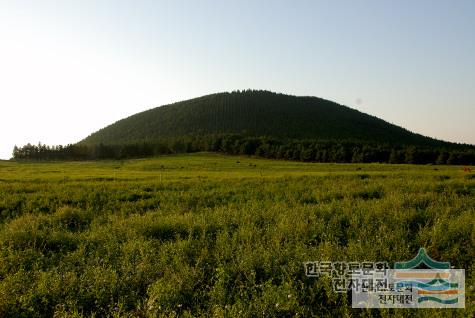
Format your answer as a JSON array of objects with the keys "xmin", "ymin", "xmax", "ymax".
[{"xmin": 12, "ymin": 135, "xmax": 475, "ymax": 165}]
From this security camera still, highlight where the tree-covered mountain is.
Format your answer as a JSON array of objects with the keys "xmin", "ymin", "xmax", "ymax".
[
  {"xmin": 13, "ymin": 90, "xmax": 475, "ymax": 164},
  {"xmin": 80, "ymin": 90, "xmax": 446, "ymax": 146}
]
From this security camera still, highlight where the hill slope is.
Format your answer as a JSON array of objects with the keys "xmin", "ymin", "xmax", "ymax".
[{"xmin": 81, "ymin": 90, "xmax": 445, "ymax": 146}]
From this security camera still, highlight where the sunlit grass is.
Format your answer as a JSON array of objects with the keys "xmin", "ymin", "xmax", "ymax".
[{"xmin": 0, "ymin": 153, "xmax": 473, "ymax": 317}]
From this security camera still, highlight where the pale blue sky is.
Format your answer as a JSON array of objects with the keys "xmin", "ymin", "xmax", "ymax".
[{"xmin": 0, "ymin": 0, "xmax": 474, "ymax": 159}]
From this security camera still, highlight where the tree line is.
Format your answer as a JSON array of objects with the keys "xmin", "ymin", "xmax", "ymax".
[{"xmin": 12, "ymin": 136, "xmax": 475, "ymax": 165}]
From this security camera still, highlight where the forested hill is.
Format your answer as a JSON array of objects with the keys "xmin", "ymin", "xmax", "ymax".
[
  {"xmin": 13, "ymin": 90, "xmax": 475, "ymax": 164},
  {"xmin": 81, "ymin": 90, "xmax": 443, "ymax": 146}
]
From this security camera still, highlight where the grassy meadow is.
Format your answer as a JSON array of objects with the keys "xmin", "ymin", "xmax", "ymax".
[{"xmin": 0, "ymin": 153, "xmax": 473, "ymax": 317}]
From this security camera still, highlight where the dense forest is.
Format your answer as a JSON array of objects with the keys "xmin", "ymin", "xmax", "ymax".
[
  {"xmin": 12, "ymin": 90, "xmax": 475, "ymax": 164},
  {"xmin": 12, "ymin": 136, "xmax": 475, "ymax": 165},
  {"xmin": 80, "ymin": 90, "xmax": 448, "ymax": 146}
]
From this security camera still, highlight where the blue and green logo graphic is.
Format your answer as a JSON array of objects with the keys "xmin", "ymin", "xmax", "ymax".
[
  {"xmin": 393, "ymin": 248, "xmax": 464, "ymax": 307},
  {"xmin": 351, "ymin": 248, "xmax": 465, "ymax": 308}
]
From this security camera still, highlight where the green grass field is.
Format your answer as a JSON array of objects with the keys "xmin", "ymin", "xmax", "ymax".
[{"xmin": 0, "ymin": 153, "xmax": 473, "ymax": 317}]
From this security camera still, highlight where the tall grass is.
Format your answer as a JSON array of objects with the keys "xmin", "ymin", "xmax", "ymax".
[{"xmin": 0, "ymin": 153, "xmax": 473, "ymax": 317}]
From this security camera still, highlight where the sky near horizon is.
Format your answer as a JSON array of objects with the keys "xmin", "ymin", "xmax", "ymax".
[{"xmin": 0, "ymin": 1, "xmax": 474, "ymax": 159}]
